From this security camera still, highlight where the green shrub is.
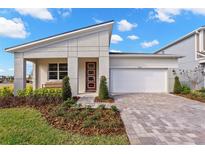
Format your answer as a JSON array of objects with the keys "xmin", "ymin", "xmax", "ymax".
[
  {"xmin": 64, "ymin": 110, "xmax": 81, "ymax": 120},
  {"xmin": 85, "ymin": 105, "xmax": 92, "ymax": 109},
  {"xmin": 17, "ymin": 86, "xmax": 33, "ymax": 97},
  {"xmin": 62, "ymin": 98, "xmax": 76, "ymax": 108},
  {"xmin": 181, "ymin": 85, "xmax": 191, "ymax": 94},
  {"xmin": 199, "ymin": 87, "xmax": 205, "ymax": 93},
  {"xmin": 191, "ymin": 90, "xmax": 202, "ymax": 98},
  {"xmin": 111, "ymin": 105, "xmax": 119, "ymax": 112},
  {"xmin": 62, "ymin": 76, "xmax": 72, "ymax": 101},
  {"xmin": 97, "ymin": 104, "xmax": 106, "ymax": 110},
  {"xmin": 32, "ymin": 88, "xmax": 62, "ymax": 97},
  {"xmin": 79, "ymin": 109, "xmax": 89, "ymax": 117},
  {"xmin": 98, "ymin": 76, "xmax": 109, "ymax": 100},
  {"xmin": 173, "ymin": 76, "xmax": 182, "ymax": 94},
  {"xmin": 90, "ymin": 112, "xmax": 101, "ymax": 121},
  {"xmin": 82, "ymin": 119, "xmax": 96, "ymax": 128},
  {"xmin": 75, "ymin": 103, "xmax": 82, "ymax": 109},
  {"xmin": 0, "ymin": 87, "xmax": 13, "ymax": 97},
  {"xmin": 55, "ymin": 107, "xmax": 66, "ymax": 116}
]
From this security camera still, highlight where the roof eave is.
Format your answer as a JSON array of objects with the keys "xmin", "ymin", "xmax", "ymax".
[{"xmin": 109, "ymin": 53, "xmax": 183, "ymax": 58}]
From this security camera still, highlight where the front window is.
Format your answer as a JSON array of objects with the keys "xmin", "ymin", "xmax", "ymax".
[
  {"xmin": 48, "ymin": 63, "xmax": 67, "ymax": 80},
  {"xmin": 59, "ymin": 64, "xmax": 68, "ymax": 79}
]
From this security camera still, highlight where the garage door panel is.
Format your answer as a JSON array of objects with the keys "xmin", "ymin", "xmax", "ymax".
[{"xmin": 110, "ymin": 68, "xmax": 167, "ymax": 93}]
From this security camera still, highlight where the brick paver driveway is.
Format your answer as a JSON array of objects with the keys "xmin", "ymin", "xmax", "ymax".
[{"xmin": 115, "ymin": 93, "xmax": 205, "ymax": 145}]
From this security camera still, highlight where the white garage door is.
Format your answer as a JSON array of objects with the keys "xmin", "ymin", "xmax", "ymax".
[{"xmin": 110, "ymin": 68, "xmax": 168, "ymax": 93}]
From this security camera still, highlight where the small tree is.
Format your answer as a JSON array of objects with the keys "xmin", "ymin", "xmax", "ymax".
[
  {"xmin": 98, "ymin": 76, "xmax": 109, "ymax": 100},
  {"xmin": 62, "ymin": 76, "xmax": 72, "ymax": 101},
  {"xmin": 174, "ymin": 76, "xmax": 182, "ymax": 94}
]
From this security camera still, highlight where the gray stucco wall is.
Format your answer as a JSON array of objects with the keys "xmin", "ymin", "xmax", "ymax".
[{"xmin": 157, "ymin": 35, "xmax": 204, "ymax": 91}]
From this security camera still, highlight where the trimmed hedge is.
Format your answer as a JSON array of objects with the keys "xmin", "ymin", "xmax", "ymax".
[
  {"xmin": 174, "ymin": 76, "xmax": 182, "ymax": 94},
  {"xmin": 62, "ymin": 76, "xmax": 72, "ymax": 101},
  {"xmin": 17, "ymin": 87, "xmax": 62, "ymax": 97},
  {"xmin": 98, "ymin": 76, "xmax": 109, "ymax": 100},
  {"xmin": 0, "ymin": 87, "xmax": 13, "ymax": 97}
]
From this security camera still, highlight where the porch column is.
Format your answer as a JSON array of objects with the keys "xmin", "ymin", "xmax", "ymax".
[
  {"xmin": 67, "ymin": 57, "xmax": 78, "ymax": 96},
  {"xmin": 99, "ymin": 56, "xmax": 110, "ymax": 90},
  {"xmin": 32, "ymin": 60, "xmax": 37, "ymax": 90},
  {"xmin": 14, "ymin": 53, "xmax": 26, "ymax": 95}
]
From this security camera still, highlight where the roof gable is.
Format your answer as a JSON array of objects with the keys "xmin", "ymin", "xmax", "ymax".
[{"xmin": 5, "ymin": 20, "xmax": 114, "ymax": 52}]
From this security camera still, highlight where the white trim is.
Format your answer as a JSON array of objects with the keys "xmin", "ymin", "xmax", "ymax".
[
  {"xmin": 195, "ymin": 33, "xmax": 199, "ymax": 60},
  {"xmin": 110, "ymin": 54, "xmax": 183, "ymax": 58}
]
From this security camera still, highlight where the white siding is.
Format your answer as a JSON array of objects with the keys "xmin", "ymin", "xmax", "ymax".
[
  {"xmin": 110, "ymin": 57, "xmax": 178, "ymax": 69},
  {"xmin": 157, "ymin": 35, "xmax": 204, "ymax": 91},
  {"xmin": 22, "ymin": 30, "xmax": 110, "ymax": 59}
]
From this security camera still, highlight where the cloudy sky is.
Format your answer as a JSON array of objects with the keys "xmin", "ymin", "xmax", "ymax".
[{"xmin": 1, "ymin": 8, "xmax": 205, "ymax": 75}]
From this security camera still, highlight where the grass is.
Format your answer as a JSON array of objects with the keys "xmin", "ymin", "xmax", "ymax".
[{"xmin": 0, "ymin": 107, "xmax": 129, "ymax": 145}]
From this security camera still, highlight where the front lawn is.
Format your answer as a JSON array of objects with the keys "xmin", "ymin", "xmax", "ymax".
[{"xmin": 0, "ymin": 107, "xmax": 129, "ymax": 145}]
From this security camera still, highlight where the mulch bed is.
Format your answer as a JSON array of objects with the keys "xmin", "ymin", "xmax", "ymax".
[
  {"xmin": 176, "ymin": 93, "xmax": 205, "ymax": 103},
  {"xmin": 0, "ymin": 96, "xmax": 126, "ymax": 136},
  {"xmin": 38, "ymin": 105, "xmax": 125, "ymax": 135},
  {"xmin": 94, "ymin": 96, "xmax": 115, "ymax": 103}
]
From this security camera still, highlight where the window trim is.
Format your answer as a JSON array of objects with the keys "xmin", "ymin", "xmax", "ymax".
[{"xmin": 48, "ymin": 63, "xmax": 67, "ymax": 81}]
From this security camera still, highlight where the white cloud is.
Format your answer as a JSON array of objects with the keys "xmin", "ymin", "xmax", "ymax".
[
  {"xmin": 15, "ymin": 8, "xmax": 53, "ymax": 20},
  {"xmin": 0, "ymin": 17, "xmax": 28, "ymax": 39},
  {"xmin": 141, "ymin": 40, "xmax": 159, "ymax": 48},
  {"xmin": 57, "ymin": 8, "xmax": 72, "ymax": 18},
  {"xmin": 151, "ymin": 8, "xmax": 205, "ymax": 23},
  {"xmin": 117, "ymin": 19, "xmax": 137, "ymax": 31},
  {"xmin": 150, "ymin": 9, "xmax": 181, "ymax": 23},
  {"xmin": 110, "ymin": 49, "xmax": 122, "ymax": 53},
  {"xmin": 8, "ymin": 68, "xmax": 14, "ymax": 71},
  {"xmin": 185, "ymin": 8, "xmax": 205, "ymax": 16},
  {"xmin": 127, "ymin": 35, "xmax": 139, "ymax": 40},
  {"xmin": 0, "ymin": 69, "xmax": 5, "ymax": 73},
  {"xmin": 92, "ymin": 17, "xmax": 103, "ymax": 23},
  {"xmin": 111, "ymin": 34, "xmax": 123, "ymax": 44}
]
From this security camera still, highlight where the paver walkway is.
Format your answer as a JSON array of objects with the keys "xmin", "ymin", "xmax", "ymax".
[
  {"xmin": 114, "ymin": 93, "xmax": 205, "ymax": 145},
  {"xmin": 77, "ymin": 96, "xmax": 113, "ymax": 108}
]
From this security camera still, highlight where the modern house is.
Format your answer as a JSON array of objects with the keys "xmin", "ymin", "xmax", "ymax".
[
  {"xmin": 155, "ymin": 26, "xmax": 205, "ymax": 91},
  {"xmin": 5, "ymin": 20, "xmax": 181, "ymax": 95}
]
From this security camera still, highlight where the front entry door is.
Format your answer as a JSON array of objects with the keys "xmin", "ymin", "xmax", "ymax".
[{"xmin": 86, "ymin": 62, "xmax": 96, "ymax": 92}]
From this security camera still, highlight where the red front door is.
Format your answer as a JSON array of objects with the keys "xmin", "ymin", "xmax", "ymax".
[{"xmin": 86, "ymin": 62, "xmax": 96, "ymax": 92}]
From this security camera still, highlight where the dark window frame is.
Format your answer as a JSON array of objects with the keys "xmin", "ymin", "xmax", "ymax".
[{"xmin": 48, "ymin": 63, "xmax": 67, "ymax": 80}]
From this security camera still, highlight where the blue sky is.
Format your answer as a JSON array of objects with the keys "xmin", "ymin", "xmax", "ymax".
[{"xmin": 1, "ymin": 8, "xmax": 205, "ymax": 75}]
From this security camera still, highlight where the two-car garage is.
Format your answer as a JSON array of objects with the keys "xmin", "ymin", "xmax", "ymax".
[
  {"xmin": 109, "ymin": 53, "xmax": 180, "ymax": 93},
  {"xmin": 110, "ymin": 68, "xmax": 168, "ymax": 93}
]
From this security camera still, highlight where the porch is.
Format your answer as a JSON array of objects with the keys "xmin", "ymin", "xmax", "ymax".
[{"xmin": 14, "ymin": 56, "xmax": 104, "ymax": 96}]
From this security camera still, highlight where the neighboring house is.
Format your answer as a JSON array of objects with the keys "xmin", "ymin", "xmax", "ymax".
[
  {"xmin": 5, "ymin": 21, "xmax": 181, "ymax": 95},
  {"xmin": 155, "ymin": 26, "xmax": 205, "ymax": 91}
]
